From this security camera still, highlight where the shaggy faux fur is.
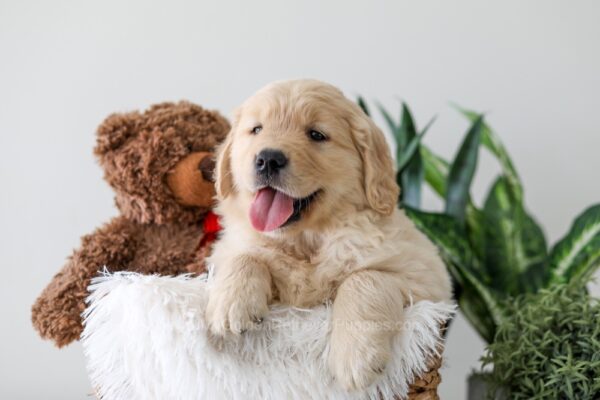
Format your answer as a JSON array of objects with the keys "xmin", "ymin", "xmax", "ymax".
[
  {"xmin": 31, "ymin": 102, "xmax": 230, "ymax": 347},
  {"xmin": 82, "ymin": 272, "xmax": 454, "ymax": 400}
]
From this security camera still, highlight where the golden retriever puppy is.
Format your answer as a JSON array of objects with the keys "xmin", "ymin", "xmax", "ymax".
[{"xmin": 206, "ymin": 79, "xmax": 452, "ymax": 391}]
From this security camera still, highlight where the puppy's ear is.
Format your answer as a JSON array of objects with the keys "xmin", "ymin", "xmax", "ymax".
[
  {"xmin": 215, "ymin": 108, "xmax": 242, "ymax": 200},
  {"xmin": 215, "ymin": 132, "xmax": 234, "ymax": 200},
  {"xmin": 349, "ymin": 106, "xmax": 399, "ymax": 215}
]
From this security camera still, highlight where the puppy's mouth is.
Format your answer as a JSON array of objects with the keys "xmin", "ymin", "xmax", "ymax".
[{"xmin": 249, "ymin": 187, "xmax": 320, "ymax": 232}]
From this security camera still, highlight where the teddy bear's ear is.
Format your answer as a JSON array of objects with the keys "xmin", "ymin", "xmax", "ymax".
[{"xmin": 94, "ymin": 112, "xmax": 141, "ymax": 157}]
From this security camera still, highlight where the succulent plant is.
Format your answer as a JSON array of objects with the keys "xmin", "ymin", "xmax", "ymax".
[{"xmin": 482, "ymin": 283, "xmax": 600, "ymax": 399}]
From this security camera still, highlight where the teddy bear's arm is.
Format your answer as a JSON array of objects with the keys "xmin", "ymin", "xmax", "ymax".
[
  {"xmin": 31, "ymin": 216, "xmax": 138, "ymax": 347},
  {"xmin": 184, "ymin": 259, "xmax": 207, "ymax": 275}
]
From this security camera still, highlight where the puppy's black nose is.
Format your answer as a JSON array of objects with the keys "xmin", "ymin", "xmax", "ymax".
[{"xmin": 255, "ymin": 149, "xmax": 288, "ymax": 176}]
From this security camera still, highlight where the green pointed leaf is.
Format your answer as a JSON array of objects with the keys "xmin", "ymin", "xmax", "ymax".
[
  {"xmin": 405, "ymin": 206, "xmax": 503, "ymax": 342},
  {"xmin": 401, "ymin": 148, "xmax": 424, "ymax": 208},
  {"xmin": 549, "ymin": 204, "xmax": 600, "ymax": 284},
  {"xmin": 396, "ymin": 136, "xmax": 421, "ymax": 173},
  {"xmin": 377, "ymin": 103, "xmax": 406, "ymax": 150},
  {"xmin": 466, "ymin": 204, "xmax": 486, "ymax": 263},
  {"xmin": 399, "ymin": 104, "xmax": 423, "ymax": 208},
  {"xmin": 357, "ymin": 96, "xmax": 370, "ymax": 116},
  {"xmin": 445, "ymin": 116, "xmax": 484, "ymax": 224},
  {"xmin": 454, "ymin": 104, "xmax": 523, "ymax": 203},
  {"xmin": 483, "ymin": 176, "xmax": 548, "ymax": 294},
  {"xmin": 404, "ymin": 207, "xmax": 475, "ymax": 272},
  {"xmin": 449, "ymin": 261, "xmax": 504, "ymax": 343},
  {"xmin": 397, "ymin": 103, "xmax": 416, "ymax": 152},
  {"xmin": 421, "ymin": 145, "xmax": 486, "ymax": 263},
  {"xmin": 518, "ymin": 258, "xmax": 550, "ymax": 293},
  {"xmin": 421, "ymin": 145, "xmax": 449, "ymax": 197},
  {"xmin": 456, "ymin": 278, "xmax": 498, "ymax": 343},
  {"xmin": 517, "ymin": 214, "xmax": 550, "ymax": 291},
  {"xmin": 396, "ymin": 116, "xmax": 435, "ymax": 172}
]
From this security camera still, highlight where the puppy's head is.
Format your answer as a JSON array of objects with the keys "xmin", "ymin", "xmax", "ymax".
[{"xmin": 216, "ymin": 80, "xmax": 399, "ymax": 234}]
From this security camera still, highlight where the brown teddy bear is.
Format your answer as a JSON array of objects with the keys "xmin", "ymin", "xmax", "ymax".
[{"xmin": 31, "ymin": 101, "xmax": 230, "ymax": 347}]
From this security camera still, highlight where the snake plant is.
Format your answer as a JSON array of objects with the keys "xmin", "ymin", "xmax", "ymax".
[{"xmin": 359, "ymin": 97, "xmax": 600, "ymax": 343}]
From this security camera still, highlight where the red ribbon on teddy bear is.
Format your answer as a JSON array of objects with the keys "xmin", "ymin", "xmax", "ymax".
[{"xmin": 199, "ymin": 211, "xmax": 222, "ymax": 250}]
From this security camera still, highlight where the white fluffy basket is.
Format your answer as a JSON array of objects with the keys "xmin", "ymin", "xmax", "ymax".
[{"xmin": 81, "ymin": 272, "xmax": 454, "ymax": 400}]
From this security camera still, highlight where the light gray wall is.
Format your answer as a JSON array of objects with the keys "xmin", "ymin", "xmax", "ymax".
[{"xmin": 1, "ymin": 0, "xmax": 599, "ymax": 398}]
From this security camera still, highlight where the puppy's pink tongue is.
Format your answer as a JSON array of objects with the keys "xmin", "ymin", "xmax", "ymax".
[{"xmin": 249, "ymin": 188, "xmax": 294, "ymax": 232}]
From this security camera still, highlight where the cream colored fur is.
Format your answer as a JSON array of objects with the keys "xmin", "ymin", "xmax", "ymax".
[{"xmin": 207, "ymin": 79, "xmax": 452, "ymax": 391}]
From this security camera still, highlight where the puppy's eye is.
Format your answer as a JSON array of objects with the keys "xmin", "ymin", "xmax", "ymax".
[
  {"xmin": 251, "ymin": 125, "xmax": 262, "ymax": 135},
  {"xmin": 308, "ymin": 129, "xmax": 327, "ymax": 142}
]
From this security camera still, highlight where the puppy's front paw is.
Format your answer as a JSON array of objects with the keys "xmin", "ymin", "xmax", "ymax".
[
  {"xmin": 328, "ymin": 329, "xmax": 391, "ymax": 391},
  {"xmin": 205, "ymin": 282, "xmax": 269, "ymax": 337}
]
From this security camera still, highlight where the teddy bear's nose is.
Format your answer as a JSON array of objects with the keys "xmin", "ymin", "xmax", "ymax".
[{"xmin": 198, "ymin": 155, "xmax": 216, "ymax": 182}]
